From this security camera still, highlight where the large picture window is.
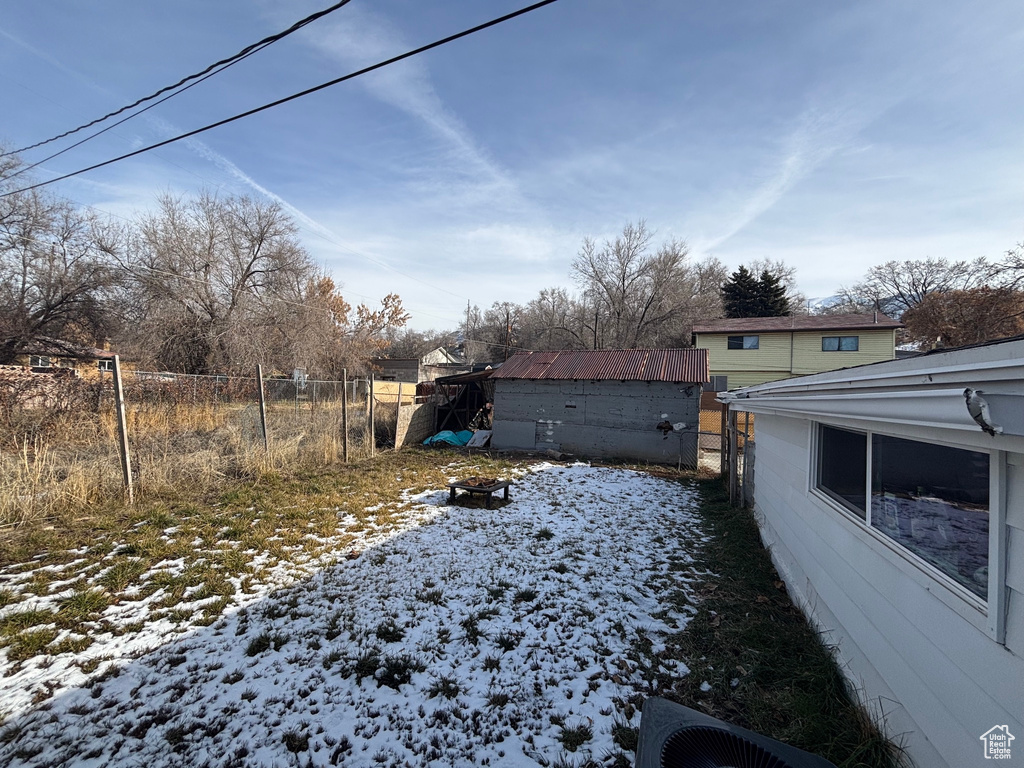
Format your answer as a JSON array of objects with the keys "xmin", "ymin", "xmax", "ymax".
[
  {"xmin": 727, "ymin": 335, "xmax": 759, "ymax": 350},
  {"xmin": 815, "ymin": 424, "xmax": 989, "ymax": 600},
  {"xmin": 822, "ymin": 336, "xmax": 859, "ymax": 351},
  {"xmin": 871, "ymin": 435, "xmax": 988, "ymax": 598}
]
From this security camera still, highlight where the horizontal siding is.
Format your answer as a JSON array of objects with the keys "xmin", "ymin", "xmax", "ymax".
[
  {"xmin": 751, "ymin": 413, "xmax": 1024, "ymax": 768},
  {"xmin": 696, "ymin": 332, "xmax": 792, "ymax": 373},
  {"xmin": 791, "ymin": 328, "xmax": 896, "ymax": 374}
]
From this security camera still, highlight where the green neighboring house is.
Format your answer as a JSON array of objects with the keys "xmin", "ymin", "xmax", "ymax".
[{"xmin": 692, "ymin": 312, "xmax": 903, "ymax": 389}]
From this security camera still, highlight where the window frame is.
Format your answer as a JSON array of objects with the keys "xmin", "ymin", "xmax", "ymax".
[
  {"xmin": 97, "ymin": 359, "xmax": 114, "ymax": 372},
  {"xmin": 809, "ymin": 421, "xmax": 1006, "ymax": 641},
  {"xmin": 821, "ymin": 335, "xmax": 859, "ymax": 352},
  {"xmin": 727, "ymin": 335, "xmax": 760, "ymax": 350}
]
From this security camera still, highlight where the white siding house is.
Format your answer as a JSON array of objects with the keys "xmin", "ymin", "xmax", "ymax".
[{"xmin": 719, "ymin": 337, "xmax": 1024, "ymax": 768}]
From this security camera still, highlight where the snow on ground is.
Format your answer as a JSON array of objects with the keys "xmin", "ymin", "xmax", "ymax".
[{"xmin": 1, "ymin": 463, "xmax": 706, "ymax": 767}]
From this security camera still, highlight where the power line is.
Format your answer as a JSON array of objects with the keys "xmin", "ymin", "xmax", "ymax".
[
  {"xmin": 0, "ymin": 0, "xmax": 561, "ymax": 199},
  {"xmin": 1, "ymin": 0, "xmax": 355, "ymax": 158},
  {"xmin": 3, "ymin": 40, "xmax": 270, "ymax": 183}
]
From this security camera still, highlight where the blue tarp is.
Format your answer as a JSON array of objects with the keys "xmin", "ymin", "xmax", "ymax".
[{"xmin": 423, "ymin": 430, "xmax": 474, "ymax": 446}]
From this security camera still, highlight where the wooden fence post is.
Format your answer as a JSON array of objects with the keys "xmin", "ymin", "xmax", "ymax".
[
  {"xmin": 728, "ymin": 409, "xmax": 739, "ymax": 506},
  {"xmin": 395, "ymin": 382, "xmax": 404, "ymax": 451},
  {"xmin": 369, "ymin": 373, "xmax": 375, "ymax": 458},
  {"xmin": 720, "ymin": 405, "xmax": 728, "ymax": 476},
  {"xmin": 256, "ymin": 364, "xmax": 269, "ymax": 452},
  {"xmin": 342, "ymin": 369, "xmax": 349, "ymax": 464},
  {"xmin": 112, "ymin": 355, "xmax": 134, "ymax": 504}
]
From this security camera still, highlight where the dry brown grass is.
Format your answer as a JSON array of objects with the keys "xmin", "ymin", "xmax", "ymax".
[
  {"xmin": 0, "ymin": 397, "xmax": 377, "ymax": 529},
  {"xmin": 0, "ymin": 446, "xmax": 522, "ymax": 672}
]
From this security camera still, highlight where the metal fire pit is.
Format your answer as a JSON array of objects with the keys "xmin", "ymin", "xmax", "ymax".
[{"xmin": 447, "ymin": 477, "xmax": 511, "ymax": 508}]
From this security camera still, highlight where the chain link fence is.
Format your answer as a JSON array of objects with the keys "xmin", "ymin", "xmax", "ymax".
[{"xmin": 0, "ymin": 365, "xmax": 419, "ymax": 526}]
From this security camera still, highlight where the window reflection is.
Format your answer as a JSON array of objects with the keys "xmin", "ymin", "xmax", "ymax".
[
  {"xmin": 817, "ymin": 425, "xmax": 866, "ymax": 517},
  {"xmin": 870, "ymin": 435, "xmax": 989, "ymax": 598}
]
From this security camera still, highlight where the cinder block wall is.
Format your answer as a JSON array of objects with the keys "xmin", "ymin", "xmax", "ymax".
[
  {"xmin": 492, "ymin": 379, "xmax": 699, "ymax": 464},
  {"xmin": 396, "ymin": 402, "xmax": 436, "ymax": 448}
]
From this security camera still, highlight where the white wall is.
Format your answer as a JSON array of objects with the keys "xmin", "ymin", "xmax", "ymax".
[{"xmin": 752, "ymin": 412, "xmax": 1023, "ymax": 768}]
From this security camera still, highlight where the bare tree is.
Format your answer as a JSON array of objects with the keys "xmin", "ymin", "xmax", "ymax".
[
  {"xmin": 0, "ymin": 153, "xmax": 121, "ymax": 363},
  {"xmin": 381, "ymin": 327, "xmax": 455, "ymax": 359},
  {"xmin": 571, "ymin": 221, "xmax": 693, "ymax": 348},
  {"xmin": 838, "ymin": 257, "xmax": 993, "ymax": 318},
  {"xmin": 902, "ymin": 288, "xmax": 1024, "ymax": 348},
  {"xmin": 519, "ymin": 287, "xmax": 589, "ymax": 350},
  {"xmin": 482, "ymin": 301, "xmax": 525, "ymax": 361},
  {"xmin": 291, "ymin": 278, "xmax": 410, "ymax": 378},
  {"xmin": 745, "ymin": 257, "xmax": 806, "ymax": 313},
  {"xmin": 121, "ymin": 193, "xmax": 319, "ymax": 374},
  {"xmin": 993, "ymin": 242, "xmax": 1024, "ymax": 290}
]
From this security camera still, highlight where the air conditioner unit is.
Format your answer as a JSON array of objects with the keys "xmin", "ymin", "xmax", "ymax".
[{"xmin": 636, "ymin": 698, "xmax": 838, "ymax": 768}]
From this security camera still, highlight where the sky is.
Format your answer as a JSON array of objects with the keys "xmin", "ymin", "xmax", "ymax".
[{"xmin": 1, "ymin": 0, "xmax": 1023, "ymax": 332}]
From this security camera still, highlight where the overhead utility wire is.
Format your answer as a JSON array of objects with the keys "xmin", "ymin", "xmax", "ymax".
[
  {"xmin": 4, "ymin": 43, "xmax": 273, "ymax": 183},
  {"xmin": 1, "ymin": 0, "xmax": 355, "ymax": 158},
  {"xmin": 0, "ymin": 0, "xmax": 560, "ymax": 199}
]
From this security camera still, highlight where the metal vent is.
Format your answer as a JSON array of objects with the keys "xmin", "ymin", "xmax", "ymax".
[{"xmin": 636, "ymin": 698, "xmax": 838, "ymax": 768}]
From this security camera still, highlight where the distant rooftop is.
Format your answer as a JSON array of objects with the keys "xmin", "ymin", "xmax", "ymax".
[
  {"xmin": 491, "ymin": 349, "xmax": 709, "ymax": 383},
  {"xmin": 692, "ymin": 312, "xmax": 902, "ymax": 334}
]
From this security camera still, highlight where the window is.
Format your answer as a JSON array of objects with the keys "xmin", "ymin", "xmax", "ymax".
[
  {"xmin": 817, "ymin": 426, "xmax": 867, "ymax": 517},
  {"xmin": 97, "ymin": 359, "xmax": 114, "ymax": 372},
  {"xmin": 822, "ymin": 336, "xmax": 859, "ymax": 351},
  {"xmin": 871, "ymin": 435, "xmax": 988, "ymax": 598},
  {"xmin": 727, "ymin": 335, "xmax": 759, "ymax": 350},
  {"xmin": 29, "ymin": 355, "xmax": 51, "ymax": 367},
  {"xmin": 815, "ymin": 424, "xmax": 990, "ymax": 600}
]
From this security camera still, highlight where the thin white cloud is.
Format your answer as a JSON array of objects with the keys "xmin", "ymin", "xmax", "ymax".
[
  {"xmin": 300, "ymin": 6, "xmax": 521, "ymax": 201},
  {"xmin": 701, "ymin": 103, "xmax": 866, "ymax": 251}
]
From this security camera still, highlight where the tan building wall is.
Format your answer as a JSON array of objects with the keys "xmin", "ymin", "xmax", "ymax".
[
  {"xmin": 791, "ymin": 329, "xmax": 897, "ymax": 374},
  {"xmin": 696, "ymin": 328, "xmax": 897, "ymax": 388}
]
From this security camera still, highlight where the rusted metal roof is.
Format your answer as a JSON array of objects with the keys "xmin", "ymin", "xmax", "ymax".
[{"xmin": 491, "ymin": 349, "xmax": 709, "ymax": 383}]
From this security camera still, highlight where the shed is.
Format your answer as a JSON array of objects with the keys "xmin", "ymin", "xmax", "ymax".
[
  {"xmin": 490, "ymin": 349, "xmax": 708, "ymax": 465},
  {"xmin": 719, "ymin": 335, "xmax": 1024, "ymax": 768}
]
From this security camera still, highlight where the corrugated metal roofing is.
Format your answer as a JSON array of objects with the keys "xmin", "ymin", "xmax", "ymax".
[
  {"xmin": 691, "ymin": 312, "xmax": 902, "ymax": 334},
  {"xmin": 491, "ymin": 349, "xmax": 709, "ymax": 383}
]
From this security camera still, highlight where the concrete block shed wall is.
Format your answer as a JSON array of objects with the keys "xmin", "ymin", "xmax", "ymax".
[
  {"xmin": 491, "ymin": 379, "xmax": 699, "ymax": 464},
  {"xmin": 752, "ymin": 412, "xmax": 1024, "ymax": 768},
  {"xmin": 396, "ymin": 402, "xmax": 435, "ymax": 448}
]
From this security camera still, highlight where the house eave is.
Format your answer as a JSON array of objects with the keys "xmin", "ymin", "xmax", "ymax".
[{"xmin": 718, "ymin": 338, "xmax": 1024, "ymax": 441}]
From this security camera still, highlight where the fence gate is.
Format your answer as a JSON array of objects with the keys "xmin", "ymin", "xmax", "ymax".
[{"xmin": 725, "ymin": 407, "xmax": 755, "ymax": 507}]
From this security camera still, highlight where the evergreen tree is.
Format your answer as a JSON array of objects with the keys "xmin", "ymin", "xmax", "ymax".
[
  {"xmin": 721, "ymin": 266, "xmax": 761, "ymax": 317},
  {"xmin": 757, "ymin": 270, "xmax": 790, "ymax": 316}
]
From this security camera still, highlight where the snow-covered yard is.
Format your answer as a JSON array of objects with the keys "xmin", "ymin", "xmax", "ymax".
[{"xmin": 1, "ymin": 462, "xmax": 707, "ymax": 767}]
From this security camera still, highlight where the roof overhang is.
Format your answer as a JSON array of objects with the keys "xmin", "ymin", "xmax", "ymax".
[{"xmin": 718, "ymin": 338, "xmax": 1024, "ymax": 444}]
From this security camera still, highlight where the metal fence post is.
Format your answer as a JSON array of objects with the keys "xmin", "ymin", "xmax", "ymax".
[
  {"xmin": 342, "ymin": 368, "xmax": 349, "ymax": 463},
  {"xmin": 112, "ymin": 355, "xmax": 134, "ymax": 504},
  {"xmin": 256, "ymin": 364, "xmax": 269, "ymax": 452}
]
